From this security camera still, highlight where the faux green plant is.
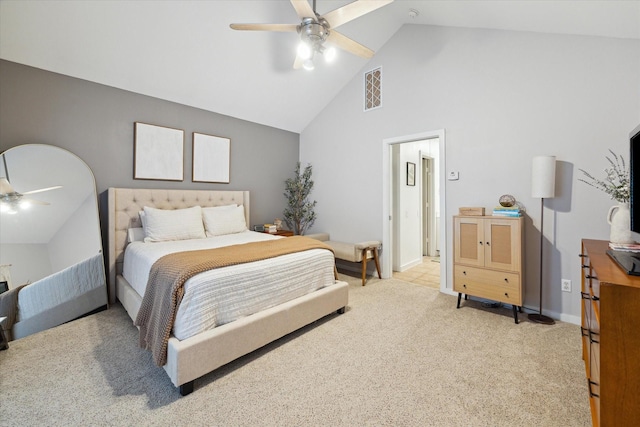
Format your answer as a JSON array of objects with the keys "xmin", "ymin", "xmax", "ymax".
[
  {"xmin": 578, "ymin": 149, "xmax": 629, "ymax": 203},
  {"xmin": 283, "ymin": 162, "xmax": 317, "ymax": 235}
]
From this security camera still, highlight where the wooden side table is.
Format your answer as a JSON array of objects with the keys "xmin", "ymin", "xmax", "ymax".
[{"xmin": 264, "ymin": 229, "xmax": 294, "ymax": 237}]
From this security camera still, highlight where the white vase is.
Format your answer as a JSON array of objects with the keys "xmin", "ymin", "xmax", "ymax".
[{"xmin": 607, "ymin": 203, "xmax": 635, "ymax": 244}]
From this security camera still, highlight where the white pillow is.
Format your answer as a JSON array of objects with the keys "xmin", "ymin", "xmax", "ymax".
[
  {"xmin": 127, "ymin": 227, "xmax": 145, "ymax": 243},
  {"xmin": 203, "ymin": 205, "xmax": 247, "ymax": 237},
  {"xmin": 142, "ymin": 206, "xmax": 206, "ymax": 242},
  {"xmin": 139, "ymin": 210, "xmax": 147, "ymax": 230}
]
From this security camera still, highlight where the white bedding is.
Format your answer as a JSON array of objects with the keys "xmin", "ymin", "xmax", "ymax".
[
  {"xmin": 17, "ymin": 254, "xmax": 105, "ymax": 321},
  {"xmin": 122, "ymin": 230, "xmax": 336, "ymax": 340}
]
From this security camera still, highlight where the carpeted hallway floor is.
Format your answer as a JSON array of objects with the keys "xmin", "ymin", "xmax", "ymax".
[{"xmin": 0, "ymin": 274, "xmax": 591, "ymax": 426}]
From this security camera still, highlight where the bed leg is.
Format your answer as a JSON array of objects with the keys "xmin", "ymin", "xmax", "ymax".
[
  {"xmin": 179, "ymin": 381, "xmax": 194, "ymax": 396},
  {"xmin": 337, "ymin": 307, "xmax": 346, "ymax": 314}
]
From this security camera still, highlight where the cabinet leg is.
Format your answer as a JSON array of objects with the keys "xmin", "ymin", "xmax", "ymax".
[
  {"xmin": 512, "ymin": 305, "xmax": 519, "ymax": 324},
  {"xmin": 457, "ymin": 293, "xmax": 462, "ymax": 309}
]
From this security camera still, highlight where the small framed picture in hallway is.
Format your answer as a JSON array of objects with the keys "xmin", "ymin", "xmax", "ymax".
[{"xmin": 407, "ymin": 162, "xmax": 415, "ymax": 186}]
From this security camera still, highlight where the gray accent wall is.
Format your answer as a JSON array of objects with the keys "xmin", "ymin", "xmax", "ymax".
[{"xmin": 0, "ymin": 59, "xmax": 299, "ymax": 229}]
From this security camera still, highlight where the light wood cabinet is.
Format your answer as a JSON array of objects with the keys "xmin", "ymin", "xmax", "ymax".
[
  {"xmin": 580, "ymin": 239, "xmax": 640, "ymax": 427},
  {"xmin": 453, "ymin": 215, "xmax": 523, "ymax": 323}
]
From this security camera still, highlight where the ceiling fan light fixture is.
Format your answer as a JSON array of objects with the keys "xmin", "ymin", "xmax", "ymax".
[
  {"xmin": 324, "ymin": 46, "xmax": 336, "ymax": 63},
  {"xmin": 302, "ymin": 58, "xmax": 315, "ymax": 71},
  {"xmin": 297, "ymin": 42, "xmax": 313, "ymax": 60},
  {"xmin": 0, "ymin": 202, "xmax": 17, "ymax": 215}
]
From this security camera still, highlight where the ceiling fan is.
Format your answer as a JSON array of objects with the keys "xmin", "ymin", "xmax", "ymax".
[
  {"xmin": 230, "ymin": 0, "xmax": 394, "ymax": 70},
  {"xmin": 0, "ymin": 154, "xmax": 61, "ymax": 214}
]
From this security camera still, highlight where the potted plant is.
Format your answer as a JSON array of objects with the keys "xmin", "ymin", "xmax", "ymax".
[
  {"xmin": 578, "ymin": 149, "xmax": 633, "ymax": 244},
  {"xmin": 283, "ymin": 162, "xmax": 317, "ymax": 235}
]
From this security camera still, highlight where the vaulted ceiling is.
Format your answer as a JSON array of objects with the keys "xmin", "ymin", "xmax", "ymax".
[{"xmin": 1, "ymin": 1, "xmax": 638, "ymax": 133}]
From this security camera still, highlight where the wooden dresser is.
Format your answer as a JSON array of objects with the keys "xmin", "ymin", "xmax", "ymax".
[
  {"xmin": 580, "ymin": 239, "xmax": 640, "ymax": 426},
  {"xmin": 453, "ymin": 215, "xmax": 523, "ymax": 323}
]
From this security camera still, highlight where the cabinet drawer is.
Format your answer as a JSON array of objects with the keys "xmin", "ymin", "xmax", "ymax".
[
  {"xmin": 590, "ymin": 276, "xmax": 601, "ymax": 324},
  {"xmin": 581, "ymin": 291, "xmax": 592, "ymax": 366},
  {"xmin": 454, "ymin": 265, "xmax": 521, "ymax": 305},
  {"xmin": 589, "ymin": 338, "xmax": 601, "ymax": 426}
]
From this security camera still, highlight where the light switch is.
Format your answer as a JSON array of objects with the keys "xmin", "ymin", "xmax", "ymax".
[{"xmin": 448, "ymin": 171, "xmax": 459, "ymax": 181}]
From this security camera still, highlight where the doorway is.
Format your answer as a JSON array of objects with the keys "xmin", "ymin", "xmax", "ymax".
[{"xmin": 381, "ymin": 130, "xmax": 447, "ymax": 292}]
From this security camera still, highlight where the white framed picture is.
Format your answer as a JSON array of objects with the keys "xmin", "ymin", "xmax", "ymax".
[
  {"xmin": 134, "ymin": 122, "xmax": 184, "ymax": 181},
  {"xmin": 192, "ymin": 132, "xmax": 231, "ymax": 184}
]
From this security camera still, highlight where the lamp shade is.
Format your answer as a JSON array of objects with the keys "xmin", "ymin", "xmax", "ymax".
[{"xmin": 532, "ymin": 155, "xmax": 556, "ymax": 198}]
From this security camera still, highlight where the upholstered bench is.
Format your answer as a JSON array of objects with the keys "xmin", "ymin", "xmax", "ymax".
[{"xmin": 307, "ymin": 233, "xmax": 381, "ymax": 286}]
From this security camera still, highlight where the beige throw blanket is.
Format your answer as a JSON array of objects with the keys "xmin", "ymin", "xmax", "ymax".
[{"xmin": 135, "ymin": 236, "xmax": 336, "ymax": 366}]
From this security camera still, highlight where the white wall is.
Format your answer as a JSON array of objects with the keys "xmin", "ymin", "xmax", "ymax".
[
  {"xmin": 0, "ymin": 243, "xmax": 51, "ymax": 285},
  {"xmin": 300, "ymin": 24, "xmax": 640, "ymax": 323},
  {"xmin": 48, "ymin": 195, "xmax": 102, "ymax": 272}
]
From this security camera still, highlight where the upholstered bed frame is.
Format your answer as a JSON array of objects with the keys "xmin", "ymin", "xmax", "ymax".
[{"xmin": 107, "ymin": 188, "xmax": 348, "ymax": 395}]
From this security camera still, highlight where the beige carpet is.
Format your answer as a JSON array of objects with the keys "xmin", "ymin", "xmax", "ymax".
[{"xmin": 0, "ymin": 275, "xmax": 591, "ymax": 426}]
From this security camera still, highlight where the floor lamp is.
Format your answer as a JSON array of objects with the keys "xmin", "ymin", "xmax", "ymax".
[{"xmin": 529, "ymin": 155, "xmax": 556, "ymax": 325}]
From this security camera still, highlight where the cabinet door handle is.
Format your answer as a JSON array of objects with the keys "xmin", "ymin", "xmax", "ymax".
[
  {"xmin": 592, "ymin": 295, "xmax": 600, "ymax": 301},
  {"xmin": 580, "ymin": 327, "xmax": 589, "ymax": 337},
  {"xmin": 585, "ymin": 275, "xmax": 596, "ymax": 279},
  {"xmin": 504, "ymin": 278, "xmax": 508, "ymax": 282},
  {"xmin": 463, "ymin": 271, "xmax": 467, "ymax": 275},
  {"xmin": 581, "ymin": 264, "xmax": 590, "ymax": 269},
  {"xmin": 463, "ymin": 284, "xmax": 467, "ymax": 289},
  {"xmin": 486, "ymin": 241, "xmax": 490, "ymax": 246},
  {"xmin": 504, "ymin": 292, "xmax": 509, "ymax": 297},
  {"xmin": 588, "ymin": 329, "xmax": 600, "ymax": 344},
  {"xmin": 587, "ymin": 379, "xmax": 600, "ymax": 398},
  {"xmin": 479, "ymin": 241, "xmax": 483, "ymax": 245},
  {"xmin": 578, "ymin": 254, "xmax": 587, "ymax": 258},
  {"xmin": 580, "ymin": 292, "xmax": 591, "ymax": 300}
]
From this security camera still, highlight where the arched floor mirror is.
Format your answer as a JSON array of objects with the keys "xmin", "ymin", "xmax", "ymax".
[{"xmin": 0, "ymin": 144, "xmax": 107, "ymax": 343}]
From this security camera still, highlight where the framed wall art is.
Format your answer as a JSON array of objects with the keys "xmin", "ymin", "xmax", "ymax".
[
  {"xmin": 134, "ymin": 122, "xmax": 184, "ymax": 181},
  {"xmin": 192, "ymin": 132, "xmax": 231, "ymax": 183},
  {"xmin": 407, "ymin": 162, "xmax": 416, "ymax": 186}
]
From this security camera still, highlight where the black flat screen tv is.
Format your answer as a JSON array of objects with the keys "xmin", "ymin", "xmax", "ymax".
[
  {"xmin": 607, "ymin": 124, "xmax": 640, "ymax": 275},
  {"xmin": 630, "ymin": 123, "xmax": 640, "ymax": 233}
]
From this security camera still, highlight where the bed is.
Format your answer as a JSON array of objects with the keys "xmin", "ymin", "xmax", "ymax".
[
  {"xmin": 1, "ymin": 254, "xmax": 107, "ymax": 341},
  {"xmin": 107, "ymin": 188, "xmax": 348, "ymax": 395}
]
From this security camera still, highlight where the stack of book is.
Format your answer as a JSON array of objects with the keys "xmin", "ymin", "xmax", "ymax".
[
  {"xmin": 492, "ymin": 206, "xmax": 522, "ymax": 217},
  {"xmin": 609, "ymin": 242, "xmax": 640, "ymax": 252},
  {"xmin": 264, "ymin": 223, "xmax": 277, "ymax": 233}
]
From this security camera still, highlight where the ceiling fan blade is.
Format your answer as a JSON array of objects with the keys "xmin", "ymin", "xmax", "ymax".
[
  {"xmin": 327, "ymin": 30, "xmax": 374, "ymax": 58},
  {"xmin": 290, "ymin": 0, "xmax": 316, "ymax": 20},
  {"xmin": 230, "ymin": 23, "xmax": 298, "ymax": 32},
  {"xmin": 0, "ymin": 177, "xmax": 15, "ymax": 195},
  {"xmin": 323, "ymin": 0, "xmax": 394, "ymax": 29},
  {"xmin": 22, "ymin": 185, "xmax": 62, "ymax": 195},
  {"xmin": 21, "ymin": 197, "xmax": 50, "ymax": 206}
]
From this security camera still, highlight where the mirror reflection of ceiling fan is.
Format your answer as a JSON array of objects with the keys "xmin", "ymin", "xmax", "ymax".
[
  {"xmin": 0, "ymin": 153, "xmax": 62, "ymax": 214},
  {"xmin": 230, "ymin": 0, "xmax": 394, "ymax": 70}
]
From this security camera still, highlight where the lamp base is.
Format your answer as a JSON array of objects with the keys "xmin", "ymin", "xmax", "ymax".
[{"xmin": 528, "ymin": 313, "xmax": 556, "ymax": 325}]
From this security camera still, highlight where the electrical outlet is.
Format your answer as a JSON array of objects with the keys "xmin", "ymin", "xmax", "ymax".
[{"xmin": 561, "ymin": 279, "xmax": 571, "ymax": 293}]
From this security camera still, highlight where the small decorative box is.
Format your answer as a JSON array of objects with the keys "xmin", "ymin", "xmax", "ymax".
[{"xmin": 459, "ymin": 207, "xmax": 485, "ymax": 216}]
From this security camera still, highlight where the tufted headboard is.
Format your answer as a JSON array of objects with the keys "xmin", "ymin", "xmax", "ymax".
[{"xmin": 107, "ymin": 188, "xmax": 250, "ymax": 304}]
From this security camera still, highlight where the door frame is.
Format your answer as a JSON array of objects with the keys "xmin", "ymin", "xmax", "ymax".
[
  {"xmin": 421, "ymin": 154, "xmax": 435, "ymax": 257},
  {"xmin": 381, "ymin": 129, "xmax": 448, "ymax": 292}
]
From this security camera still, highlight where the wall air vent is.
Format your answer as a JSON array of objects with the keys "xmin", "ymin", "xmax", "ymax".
[{"xmin": 364, "ymin": 67, "xmax": 382, "ymax": 111}]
